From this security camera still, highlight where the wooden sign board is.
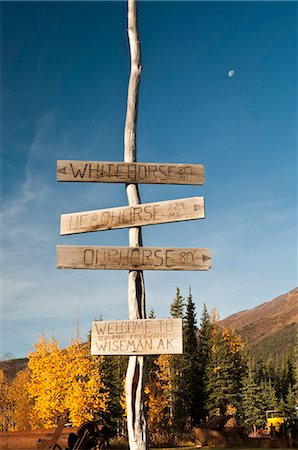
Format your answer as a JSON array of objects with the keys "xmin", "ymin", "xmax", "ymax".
[
  {"xmin": 60, "ymin": 196, "xmax": 205, "ymax": 235},
  {"xmin": 57, "ymin": 246, "xmax": 212, "ymax": 271},
  {"xmin": 57, "ymin": 160, "xmax": 204, "ymax": 185},
  {"xmin": 91, "ymin": 318, "xmax": 183, "ymax": 355}
]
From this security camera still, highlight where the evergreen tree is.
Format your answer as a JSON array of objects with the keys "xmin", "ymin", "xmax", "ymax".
[
  {"xmin": 101, "ymin": 355, "xmax": 127, "ymax": 423},
  {"xmin": 197, "ymin": 303, "xmax": 212, "ymax": 422},
  {"xmin": 148, "ymin": 308, "xmax": 156, "ymax": 319},
  {"xmin": 282, "ymin": 360, "xmax": 296, "ymax": 401},
  {"xmin": 169, "ymin": 288, "xmax": 185, "ymax": 432},
  {"xmin": 240, "ymin": 356, "xmax": 264, "ymax": 433},
  {"xmin": 260, "ymin": 378, "xmax": 278, "ymax": 412},
  {"xmin": 146, "ymin": 309, "xmax": 157, "ymax": 385},
  {"xmin": 183, "ymin": 288, "xmax": 201, "ymax": 426},
  {"xmin": 170, "ymin": 287, "xmax": 184, "ymax": 318},
  {"xmin": 206, "ymin": 320, "xmax": 245, "ymax": 418},
  {"xmin": 145, "ymin": 307, "xmax": 157, "ymax": 423},
  {"xmin": 285, "ymin": 385, "xmax": 297, "ymax": 414}
]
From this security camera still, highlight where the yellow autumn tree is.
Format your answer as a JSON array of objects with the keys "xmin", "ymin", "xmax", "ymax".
[
  {"xmin": 0, "ymin": 368, "xmax": 12, "ymax": 431},
  {"xmin": 146, "ymin": 354, "xmax": 172, "ymax": 433},
  {"xmin": 119, "ymin": 377, "xmax": 127, "ymax": 419},
  {"xmin": 28, "ymin": 335, "xmax": 68, "ymax": 428},
  {"xmin": 7, "ymin": 368, "xmax": 37, "ymax": 430},
  {"xmin": 63, "ymin": 339, "xmax": 109, "ymax": 425},
  {"xmin": 28, "ymin": 335, "xmax": 109, "ymax": 428}
]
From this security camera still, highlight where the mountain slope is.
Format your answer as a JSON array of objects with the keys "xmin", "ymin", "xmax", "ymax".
[{"xmin": 221, "ymin": 288, "xmax": 298, "ymax": 344}]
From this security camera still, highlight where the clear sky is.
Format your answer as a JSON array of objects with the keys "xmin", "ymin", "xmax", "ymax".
[{"xmin": 1, "ymin": 1, "xmax": 297, "ymax": 358}]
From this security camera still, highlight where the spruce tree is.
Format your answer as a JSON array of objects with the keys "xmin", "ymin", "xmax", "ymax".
[
  {"xmin": 183, "ymin": 288, "xmax": 201, "ymax": 426},
  {"xmin": 102, "ymin": 355, "xmax": 126, "ymax": 423},
  {"xmin": 206, "ymin": 321, "xmax": 245, "ymax": 417},
  {"xmin": 170, "ymin": 287, "xmax": 184, "ymax": 318},
  {"xmin": 145, "ymin": 309, "xmax": 157, "ymax": 394},
  {"xmin": 169, "ymin": 288, "xmax": 185, "ymax": 433},
  {"xmin": 240, "ymin": 356, "xmax": 264, "ymax": 434},
  {"xmin": 260, "ymin": 378, "xmax": 278, "ymax": 412},
  {"xmin": 197, "ymin": 303, "xmax": 212, "ymax": 422}
]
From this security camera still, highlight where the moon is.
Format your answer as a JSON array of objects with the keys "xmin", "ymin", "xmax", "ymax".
[{"xmin": 228, "ymin": 70, "xmax": 235, "ymax": 77}]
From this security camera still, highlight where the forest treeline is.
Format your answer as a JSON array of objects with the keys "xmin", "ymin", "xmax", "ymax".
[{"xmin": 0, "ymin": 288, "xmax": 297, "ymax": 438}]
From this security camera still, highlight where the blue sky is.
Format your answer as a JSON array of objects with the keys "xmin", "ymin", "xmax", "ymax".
[{"xmin": 1, "ymin": 1, "xmax": 297, "ymax": 358}]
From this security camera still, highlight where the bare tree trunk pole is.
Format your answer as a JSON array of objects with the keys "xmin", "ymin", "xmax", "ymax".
[{"xmin": 124, "ymin": 1, "xmax": 148, "ymax": 449}]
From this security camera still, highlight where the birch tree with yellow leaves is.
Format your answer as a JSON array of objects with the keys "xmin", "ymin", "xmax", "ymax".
[
  {"xmin": 146, "ymin": 354, "xmax": 172, "ymax": 434},
  {"xmin": 28, "ymin": 335, "xmax": 109, "ymax": 428}
]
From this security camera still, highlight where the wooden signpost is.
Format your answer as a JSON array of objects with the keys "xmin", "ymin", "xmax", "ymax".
[
  {"xmin": 60, "ymin": 196, "xmax": 205, "ymax": 235},
  {"xmin": 57, "ymin": 160, "xmax": 205, "ymax": 185},
  {"xmin": 91, "ymin": 318, "xmax": 183, "ymax": 356},
  {"xmin": 57, "ymin": 246, "xmax": 211, "ymax": 271},
  {"xmin": 57, "ymin": 1, "xmax": 211, "ymax": 448}
]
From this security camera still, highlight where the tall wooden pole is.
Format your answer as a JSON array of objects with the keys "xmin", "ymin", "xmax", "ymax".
[{"xmin": 124, "ymin": 1, "xmax": 148, "ymax": 449}]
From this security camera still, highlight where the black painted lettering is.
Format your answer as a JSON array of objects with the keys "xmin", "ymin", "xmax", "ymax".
[
  {"xmin": 154, "ymin": 250, "xmax": 164, "ymax": 266},
  {"xmin": 168, "ymin": 165, "xmax": 175, "ymax": 179},
  {"xmin": 184, "ymin": 166, "xmax": 192, "ymax": 179},
  {"xmin": 107, "ymin": 249, "xmax": 119, "ymax": 264},
  {"xmin": 153, "ymin": 204, "xmax": 161, "ymax": 220},
  {"xmin": 131, "ymin": 248, "xmax": 140, "ymax": 267},
  {"xmin": 133, "ymin": 206, "xmax": 143, "ymax": 222},
  {"xmin": 70, "ymin": 163, "xmax": 88, "ymax": 178},
  {"xmin": 119, "ymin": 249, "xmax": 129, "ymax": 265},
  {"xmin": 107, "ymin": 323, "xmax": 115, "ymax": 334},
  {"xmin": 149, "ymin": 165, "xmax": 158, "ymax": 179},
  {"xmin": 128, "ymin": 164, "xmax": 136, "ymax": 180},
  {"xmin": 122, "ymin": 207, "xmax": 132, "ymax": 224},
  {"xmin": 84, "ymin": 249, "xmax": 94, "ymax": 265},
  {"xmin": 121, "ymin": 322, "xmax": 129, "ymax": 334},
  {"xmin": 158, "ymin": 165, "xmax": 167, "ymax": 180},
  {"xmin": 127, "ymin": 340, "xmax": 136, "ymax": 351},
  {"xmin": 112, "ymin": 341, "xmax": 119, "ymax": 351},
  {"xmin": 136, "ymin": 340, "xmax": 144, "ymax": 351},
  {"xmin": 166, "ymin": 338, "xmax": 174, "ymax": 349},
  {"xmin": 68, "ymin": 216, "xmax": 78, "ymax": 230},
  {"xmin": 143, "ymin": 249, "xmax": 152, "ymax": 265},
  {"xmin": 90, "ymin": 213, "xmax": 99, "ymax": 228},
  {"xmin": 94, "ymin": 163, "xmax": 102, "ymax": 178},
  {"xmin": 144, "ymin": 205, "xmax": 153, "ymax": 221},
  {"xmin": 101, "ymin": 211, "xmax": 111, "ymax": 227},
  {"xmin": 166, "ymin": 320, "xmax": 173, "ymax": 332},
  {"xmin": 178, "ymin": 167, "xmax": 186, "ymax": 179},
  {"xmin": 79, "ymin": 214, "xmax": 88, "ymax": 229},
  {"xmin": 96, "ymin": 341, "xmax": 107, "ymax": 351},
  {"xmin": 157, "ymin": 339, "xmax": 165, "ymax": 350},
  {"xmin": 138, "ymin": 165, "xmax": 146, "ymax": 180},
  {"xmin": 165, "ymin": 250, "xmax": 174, "ymax": 267},
  {"xmin": 107, "ymin": 164, "xmax": 114, "ymax": 178},
  {"xmin": 94, "ymin": 322, "xmax": 108, "ymax": 335}
]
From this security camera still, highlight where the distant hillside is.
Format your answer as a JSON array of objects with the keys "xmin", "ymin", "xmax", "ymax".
[
  {"xmin": 221, "ymin": 287, "xmax": 298, "ymax": 361},
  {"xmin": 0, "ymin": 358, "xmax": 28, "ymax": 381}
]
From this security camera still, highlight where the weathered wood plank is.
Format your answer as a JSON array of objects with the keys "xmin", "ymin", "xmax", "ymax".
[
  {"xmin": 57, "ymin": 160, "xmax": 205, "ymax": 185},
  {"xmin": 60, "ymin": 196, "xmax": 205, "ymax": 235},
  {"xmin": 91, "ymin": 318, "xmax": 183, "ymax": 355},
  {"xmin": 56, "ymin": 246, "xmax": 212, "ymax": 271}
]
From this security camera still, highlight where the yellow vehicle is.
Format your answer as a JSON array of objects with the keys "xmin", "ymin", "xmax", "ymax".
[{"xmin": 266, "ymin": 410, "xmax": 286, "ymax": 434}]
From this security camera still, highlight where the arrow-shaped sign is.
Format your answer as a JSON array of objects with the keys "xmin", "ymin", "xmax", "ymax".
[
  {"xmin": 57, "ymin": 246, "xmax": 212, "ymax": 271},
  {"xmin": 60, "ymin": 197, "xmax": 205, "ymax": 235},
  {"xmin": 57, "ymin": 160, "xmax": 205, "ymax": 185}
]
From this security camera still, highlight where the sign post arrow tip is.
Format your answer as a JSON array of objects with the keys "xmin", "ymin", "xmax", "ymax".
[{"xmin": 57, "ymin": 167, "xmax": 67, "ymax": 175}]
